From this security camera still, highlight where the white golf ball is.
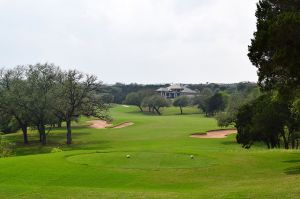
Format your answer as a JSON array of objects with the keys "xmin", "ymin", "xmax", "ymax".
[
  {"xmin": 190, "ymin": 155, "xmax": 194, "ymax": 159},
  {"xmin": 126, "ymin": 155, "xmax": 130, "ymax": 158}
]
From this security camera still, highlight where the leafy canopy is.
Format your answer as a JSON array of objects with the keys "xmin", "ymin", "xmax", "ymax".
[{"xmin": 248, "ymin": 0, "xmax": 300, "ymax": 92}]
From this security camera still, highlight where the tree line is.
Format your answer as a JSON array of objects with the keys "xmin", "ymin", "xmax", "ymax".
[
  {"xmin": 105, "ymin": 82, "xmax": 257, "ymax": 104},
  {"xmin": 0, "ymin": 63, "xmax": 108, "ymax": 145},
  {"xmin": 124, "ymin": 88, "xmax": 234, "ymax": 116},
  {"xmin": 124, "ymin": 90, "xmax": 170, "ymax": 115}
]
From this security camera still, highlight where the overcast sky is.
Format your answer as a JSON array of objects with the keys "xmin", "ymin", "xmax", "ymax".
[{"xmin": 0, "ymin": 0, "xmax": 258, "ymax": 84}]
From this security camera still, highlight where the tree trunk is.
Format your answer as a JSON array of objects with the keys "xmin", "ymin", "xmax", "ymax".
[
  {"xmin": 13, "ymin": 117, "xmax": 29, "ymax": 144},
  {"xmin": 21, "ymin": 125, "xmax": 28, "ymax": 144},
  {"xmin": 138, "ymin": 106, "xmax": 143, "ymax": 112},
  {"xmin": 149, "ymin": 106, "xmax": 154, "ymax": 113},
  {"xmin": 57, "ymin": 120, "xmax": 62, "ymax": 128},
  {"xmin": 37, "ymin": 125, "xmax": 42, "ymax": 143},
  {"xmin": 290, "ymin": 131, "xmax": 295, "ymax": 149},
  {"xmin": 42, "ymin": 133, "xmax": 46, "ymax": 145},
  {"xmin": 66, "ymin": 119, "xmax": 72, "ymax": 145},
  {"xmin": 153, "ymin": 106, "xmax": 161, "ymax": 115},
  {"xmin": 39, "ymin": 124, "xmax": 46, "ymax": 145},
  {"xmin": 281, "ymin": 132, "xmax": 289, "ymax": 149},
  {"xmin": 266, "ymin": 141, "xmax": 270, "ymax": 149},
  {"xmin": 180, "ymin": 106, "xmax": 183, "ymax": 115}
]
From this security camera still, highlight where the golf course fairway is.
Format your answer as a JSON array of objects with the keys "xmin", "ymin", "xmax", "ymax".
[{"xmin": 0, "ymin": 105, "xmax": 299, "ymax": 198}]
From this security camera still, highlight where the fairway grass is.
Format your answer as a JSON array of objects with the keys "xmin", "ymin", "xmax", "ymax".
[
  {"xmin": 66, "ymin": 151, "xmax": 215, "ymax": 169},
  {"xmin": 0, "ymin": 105, "xmax": 299, "ymax": 198}
]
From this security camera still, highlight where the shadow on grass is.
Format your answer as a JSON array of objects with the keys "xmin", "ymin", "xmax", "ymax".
[
  {"xmin": 221, "ymin": 140, "xmax": 237, "ymax": 146},
  {"xmin": 15, "ymin": 140, "xmax": 111, "ymax": 156},
  {"xmin": 125, "ymin": 109, "xmax": 203, "ymax": 117},
  {"xmin": 283, "ymin": 157, "xmax": 300, "ymax": 175},
  {"xmin": 284, "ymin": 166, "xmax": 300, "ymax": 175},
  {"xmin": 14, "ymin": 126, "xmax": 111, "ymax": 156},
  {"xmin": 283, "ymin": 159, "xmax": 300, "ymax": 163}
]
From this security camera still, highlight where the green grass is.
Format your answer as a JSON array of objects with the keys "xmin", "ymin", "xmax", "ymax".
[
  {"xmin": 0, "ymin": 105, "xmax": 299, "ymax": 198},
  {"xmin": 66, "ymin": 152, "xmax": 215, "ymax": 169}
]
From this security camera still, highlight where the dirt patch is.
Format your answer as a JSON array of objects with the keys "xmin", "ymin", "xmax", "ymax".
[
  {"xmin": 190, "ymin": 129, "xmax": 237, "ymax": 139},
  {"xmin": 113, "ymin": 122, "xmax": 134, "ymax": 129},
  {"xmin": 88, "ymin": 120, "xmax": 112, "ymax": 129}
]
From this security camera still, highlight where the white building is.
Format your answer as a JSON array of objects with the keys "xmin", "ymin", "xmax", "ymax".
[{"xmin": 156, "ymin": 84, "xmax": 197, "ymax": 99}]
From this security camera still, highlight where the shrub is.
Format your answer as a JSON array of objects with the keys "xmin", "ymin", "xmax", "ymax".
[
  {"xmin": 0, "ymin": 116, "xmax": 20, "ymax": 134},
  {"xmin": 215, "ymin": 112, "xmax": 235, "ymax": 127},
  {"xmin": 0, "ymin": 138, "xmax": 16, "ymax": 158},
  {"xmin": 51, "ymin": 147, "xmax": 63, "ymax": 153}
]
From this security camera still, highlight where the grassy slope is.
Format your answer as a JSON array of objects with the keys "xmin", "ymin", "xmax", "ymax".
[{"xmin": 0, "ymin": 105, "xmax": 299, "ymax": 198}]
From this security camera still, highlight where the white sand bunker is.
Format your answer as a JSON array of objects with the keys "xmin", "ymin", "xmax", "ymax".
[
  {"xmin": 88, "ymin": 120, "xmax": 112, "ymax": 129},
  {"xmin": 113, "ymin": 122, "xmax": 134, "ymax": 129},
  {"xmin": 190, "ymin": 129, "xmax": 237, "ymax": 139},
  {"xmin": 88, "ymin": 120, "xmax": 133, "ymax": 129}
]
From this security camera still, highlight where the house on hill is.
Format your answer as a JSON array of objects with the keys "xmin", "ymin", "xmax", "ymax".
[{"xmin": 156, "ymin": 84, "xmax": 197, "ymax": 99}]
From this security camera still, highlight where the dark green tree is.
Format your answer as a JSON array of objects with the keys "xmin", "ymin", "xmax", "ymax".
[
  {"xmin": 248, "ymin": 0, "xmax": 300, "ymax": 95},
  {"xmin": 192, "ymin": 87, "xmax": 215, "ymax": 115},
  {"xmin": 0, "ymin": 67, "xmax": 31, "ymax": 143},
  {"xmin": 151, "ymin": 95, "xmax": 170, "ymax": 115},
  {"xmin": 243, "ymin": 0, "xmax": 300, "ymax": 149},
  {"xmin": 124, "ymin": 92, "xmax": 144, "ymax": 112},
  {"xmin": 216, "ymin": 90, "xmax": 261, "ymax": 128},
  {"xmin": 0, "ymin": 114, "xmax": 19, "ymax": 134},
  {"xmin": 193, "ymin": 95, "xmax": 209, "ymax": 115},
  {"xmin": 100, "ymin": 93, "xmax": 114, "ymax": 104},
  {"xmin": 142, "ymin": 95, "xmax": 169, "ymax": 115},
  {"xmin": 173, "ymin": 96, "xmax": 190, "ymax": 114},
  {"xmin": 142, "ymin": 96, "xmax": 154, "ymax": 113},
  {"xmin": 54, "ymin": 70, "xmax": 106, "ymax": 145},
  {"xmin": 236, "ymin": 103, "xmax": 256, "ymax": 149},
  {"xmin": 236, "ymin": 94, "xmax": 298, "ymax": 149},
  {"xmin": 26, "ymin": 63, "xmax": 61, "ymax": 145},
  {"xmin": 207, "ymin": 93, "xmax": 226, "ymax": 116}
]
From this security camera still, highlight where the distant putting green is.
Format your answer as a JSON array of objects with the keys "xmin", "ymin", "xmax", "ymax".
[{"xmin": 67, "ymin": 152, "xmax": 216, "ymax": 169}]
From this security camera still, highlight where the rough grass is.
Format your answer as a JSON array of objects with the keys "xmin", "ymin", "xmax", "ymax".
[{"xmin": 0, "ymin": 105, "xmax": 299, "ymax": 198}]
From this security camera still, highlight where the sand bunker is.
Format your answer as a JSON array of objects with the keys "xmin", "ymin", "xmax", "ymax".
[
  {"xmin": 88, "ymin": 120, "xmax": 133, "ymax": 129},
  {"xmin": 113, "ymin": 122, "xmax": 134, "ymax": 129},
  {"xmin": 190, "ymin": 129, "xmax": 237, "ymax": 139},
  {"xmin": 88, "ymin": 120, "xmax": 111, "ymax": 129}
]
